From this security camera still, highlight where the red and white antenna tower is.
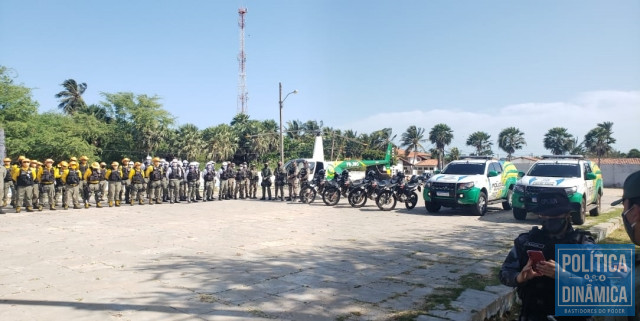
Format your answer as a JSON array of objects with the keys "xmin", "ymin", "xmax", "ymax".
[{"xmin": 237, "ymin": 7, "xmax": 248, "ymax": 114}]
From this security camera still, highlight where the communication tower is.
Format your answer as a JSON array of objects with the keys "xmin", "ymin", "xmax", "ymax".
[{"xmin": 237, "ymin": 7, "xmax": 248, "ymax": 114}]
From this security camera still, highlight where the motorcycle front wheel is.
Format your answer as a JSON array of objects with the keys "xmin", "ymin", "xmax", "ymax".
[
  {"xmin": 348, "ymin": 189, "xmax": 367, "ymax": 208},
  {"xmin": 375, "ymin": 190, "xmax": 397, "ymax": 211},
  {"xmin": 405, "ymin": 191, "xmax": 418, "ymax": 210},
  {"xmin": 300, "ymin": 187, "xmax": 317, "ymax": 204},
  {"xmin": 322, "ymin": 187, "xmax": 340, "ymax": 206}
]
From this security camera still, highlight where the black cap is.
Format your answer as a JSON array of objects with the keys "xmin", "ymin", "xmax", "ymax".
[{"xmin": 534, "ymin": 191, "xmax": 571, "ymax": 217}]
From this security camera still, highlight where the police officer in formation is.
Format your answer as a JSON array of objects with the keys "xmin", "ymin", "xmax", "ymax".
[
  {"xmin": 202, "ymin": 161, "xmax": 216, "ymax": 201},
  {"xmin": 186, "ymin": 161, "xmax": 200, "ymax": 203},
  {"xmin": 248, "ymin": 163, "xmax": 258, "ymax": 199},
  {"xmin": 260, "ymin": 162, "xmax": 272, "ymax": 200},
  {"xmin": 218, "ymin": 162, "xmax": 229, "ymax": 200},
  {"xmin": 84, "ymin": 162, "xmax": 104, "ymax": 208},
  {"xmin": 38, "ymin": 159, "xmax": 57, "ymax": 210},
  {"xmin": 166, "ymin": 159, "xmax": 183, "ymax": 203},
  {"xmin": 274, "ymin": 161, "xmax": 286, "ymax": 201},
  {"xmin": 287, "ymin": 161, "xmax": 298, "ymax": 201},
  {"xmin": 106, "ymin": 161, "xmax": 122, "ymax": 207},
  {"xmin": 146, "ymin": 157, "xmax": 165, "ymax": 205},
  {"xmin": 235, "ymin": 162, "xmax": 247, "ymax": 199}
]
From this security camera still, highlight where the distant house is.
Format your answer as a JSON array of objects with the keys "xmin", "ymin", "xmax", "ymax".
[
  {"xmin": 589, "ymin": 158, "xmax": 640, "ymax": 187},
  {"xmin": 510, "ymin": 156, "xmax": 540, "ymax": 173},
  {"xmin": 394, "ymin": 148, "xmax": 435, "ymax": 174}
]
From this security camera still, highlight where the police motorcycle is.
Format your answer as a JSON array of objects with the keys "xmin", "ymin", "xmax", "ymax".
[
  {"xmin": 321, "ymin": 170, "xmax": 352, "ymax": 206},
  {"xmin": 300, "ymin": 169, "xmax": 326, "ymax": 204},
  {"xmin": 347, "ymin": 170, "xmax": 380, "ymax": 208},
  {"xmin": 376, "ymin": 172, "xmax": 425, "ymax": 211}
]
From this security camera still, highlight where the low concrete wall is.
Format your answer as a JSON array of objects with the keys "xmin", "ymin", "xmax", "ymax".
[{"xmin": 600, "ymin": 164, "xmax": 640, "ymax": 188}]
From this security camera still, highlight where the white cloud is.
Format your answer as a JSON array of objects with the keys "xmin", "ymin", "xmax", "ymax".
[{"xmin": 338, "ymin": 90, "xmax": 640, "ymax": 157}]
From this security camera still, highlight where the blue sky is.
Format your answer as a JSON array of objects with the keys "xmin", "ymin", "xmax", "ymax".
[{"xmin": 1, "ymin": 0, "xmax": 639, "ymax": 157}]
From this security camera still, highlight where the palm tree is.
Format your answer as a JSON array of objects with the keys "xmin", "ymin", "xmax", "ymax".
[
  {"xmin": 428, "ymin": 123, "xmax": 453, "ymax": 170},
  {"xmin": 401, "ymin": 126, "xmax": 427, "ymax": 173},
  {"xmin": 568, "ymin": 137, "xmax": 586, "ymax": 155},
  {"xmin": 175, "ymin": 124, "xmax": 203, "ymax": 160},
  {"xmin": 55, "ymin": 79, "xmax": 87, "ymax": 115},
  {"xmin": 584, "ymin": 121, "xmax": 616, "ymax": 166},
  {"xmin": 543, "ymin": 127, "xmax": 573, "ymax": 155},
  {"xmin": 498, "ymin": 127, "xmax": 526, "ymax": 161},
  {"xmin": 446, "ymin": 147, "xmax": 461, "ymax": 162},
  {"xmin": 466, "ymin": 131, "xmax": 492, "ymax": 156},
  {"xmin": 206, "ymin": 124, "xmax": 237, "ymax": 162}
]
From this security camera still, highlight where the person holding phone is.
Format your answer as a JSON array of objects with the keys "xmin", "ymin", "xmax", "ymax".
[{"xmin": 499, "ymin": 191, "xmax": 595, "ymax": 321}]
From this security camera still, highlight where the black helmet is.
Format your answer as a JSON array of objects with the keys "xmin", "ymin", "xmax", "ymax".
[
  {"xmin": 367, "ymin": 170, "xmax": 375, "ymax": 177},
  {"xmin": 342, "ymin": 169, "xmax": 349, "ymax": 175}
]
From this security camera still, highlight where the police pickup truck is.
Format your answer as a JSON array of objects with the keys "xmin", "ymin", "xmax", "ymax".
[
  {"xmin": 511, "ymin": 155, "xmax": 603, "ymax": 225},
  {"xmin": 423, "ymin": 157, "xmax": 519, "ymax": 216}
]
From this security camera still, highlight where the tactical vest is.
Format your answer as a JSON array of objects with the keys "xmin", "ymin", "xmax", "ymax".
[
  {"xmin": 4, "ymin": 166, "xmax": 12, "ymax": 182},
  {"xmin": 262, "ymin": 168, "xmax": 272, "ymax": 178},
  {"xmin": 151, "ymin": 167, "xmax": 164, "ymax": 181},
  {"xmin": 517, "ymin": 227, "xmax": 592, "ymax": 317},
  {"xmin": 41, "ymin": 168, "xmax": 55, "ymax": 183},
  {"xmin": 89, "ymin": 169, "xmax": 101, "ymax": 182},
  {"xmin": 237, "ymin": 169, "xmax": 246, "ymax": 180},
  {"xmin": 224, "ymin": 168, "xmax": 234, "ymax": 180},
  {"xmin": 220, "ymin": 169, "xmax": 228, "ymax": 180},
  {"xmin": 108, "ymin": 170, "xmax": 121, "ymax": 182},
  {"xmin": 299, "ymin": 168, "xmax": 308, "ymax": 179},
  {"xmin": 204, "ymin": 170, "xmax": 214, "ymax": 181},
  {"xmin": 122, "ymin": 166, "xmax": 131, "ymax": 180},
  {"xmin": 17, "ymin": 169, "xmax": 34, "ymax": 187},
  {"xmin": 79, "ymin": 164, "xmax": 88, "ymax": 176},
  {"xmin": 131, "ymin": 170, "xmax": 144, "ymax": 184},
  {"xmin": 66, "ymin": 170, "xmax": 80, "ymax": 185},
  {"xmin": 168, "ymin": 167, "xmax": 180, "ymax": 179},
  {"xmin": 187, "ymin": 168, "xmax": 198, "ymax": 181}
]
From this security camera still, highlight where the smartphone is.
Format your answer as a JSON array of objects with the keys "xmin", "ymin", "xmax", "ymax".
[{"xmin": 527, "ymin": 250, "xmax": 546, "ymax": 272}]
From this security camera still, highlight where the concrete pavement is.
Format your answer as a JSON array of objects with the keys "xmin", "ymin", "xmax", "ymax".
[{"xmin": 0, "ymin": 189, "xmax": 624, "ymax": 321}]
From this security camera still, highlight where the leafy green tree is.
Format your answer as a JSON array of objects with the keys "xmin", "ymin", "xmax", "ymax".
[
  {"xmin": 584, "ymin": 121, "xmax": 616, "ymax": 166},
  {"xmin": 0, "ymin": 66, "xmax": 39, "ymax": 123},
  {"xmin": 55, "ymin": 79, "xmax": 87, "ymax": 115},
  {"xmin": 446, "ymin": 147, "xmax": 461, "ymax": 163},
  {"xmin": 466, "ymin": 131, "xmax": 492, "ymax": 156},
  {"xmin": 401, "ymin": 125, "xmax": 427, "ymax": 172},
  {"xmin": 543, "ymin": 127, "xmax": 573, "ymax": 155},
  {"xmin": 628, "ymin": 149, "xmax": 640, "ymax": 158},
  {"xmin": 429, "ymin": 123, "xmax": 453, "ymax": 170},
  {"xmin": 498, "ymin": 127, "xmax": 526, "ymax": 161},
  {"xmin": 100, "ymin": 92, "xmax": 174, "ymax": 160}
]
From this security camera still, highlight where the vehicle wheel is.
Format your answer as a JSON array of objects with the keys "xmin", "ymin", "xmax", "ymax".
[
  {"xmin": 471, "ymin": 191, "xmax": 488, "ymax": 216},
  {"xmin": 300, "ymin": 187, "xmax": 316, "ymax": 204},
  {"xmin": 502, "ymin": 188, "xmax": 513, "ymax": 210},
  {"xmin": 513, "ymin": 208, "xmax": 527, "ymax": 221},
  {"xmin": 405, "ymin": 192, "xmax": 418, "ymax": 210},
  {"xmin": 589, "ymin": 193, "xmax": 601, "ymax": 216},
  {"xmin": 375, "ymin": 191, "xmax": 397, "ymax": 211},
  {"xmin": 572, "ymin": 198, "xmax": 587, "ymax": 225},
  {"xmin": 348, "ymin": 189, "xmax": 367, "ymax": 208},
  {"xmin": 322, "ymin": 188, "xmax": 340, "ymax": 206},
  {"xmin": 425, "ymin": 201, "xmax": 441, "ymax": 213}
]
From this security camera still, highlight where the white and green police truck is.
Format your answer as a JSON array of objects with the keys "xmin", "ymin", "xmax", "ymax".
[
  {"xmin": 511, "ymin": 155, "xmax": 603, "ymax": 225},
  {"xmin": 423, "ymin": 157, "xmax": 519, "ymax": 216}
]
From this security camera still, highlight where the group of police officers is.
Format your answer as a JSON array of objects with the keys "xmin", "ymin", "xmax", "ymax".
[{"xmin": 0, "ymin": 155, "xmax": 314, "ymax": 214}]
